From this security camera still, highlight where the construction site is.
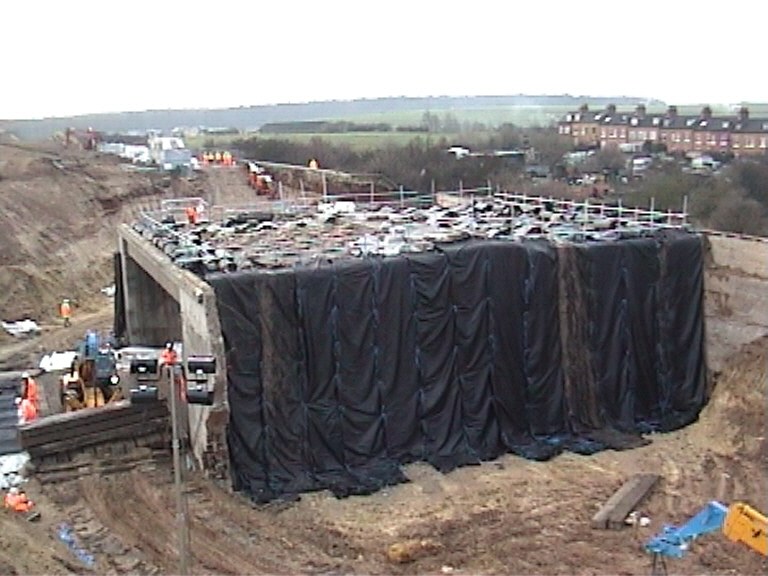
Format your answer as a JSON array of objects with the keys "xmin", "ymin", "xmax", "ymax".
[{"xmin": 0, "ymin": 139, "xmax": 766, "ymax": 575}]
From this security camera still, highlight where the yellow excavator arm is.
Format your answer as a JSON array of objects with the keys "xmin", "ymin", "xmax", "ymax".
[{"xmin": 722, "ymin": 502, "xmax": 767, "ymax": 556}]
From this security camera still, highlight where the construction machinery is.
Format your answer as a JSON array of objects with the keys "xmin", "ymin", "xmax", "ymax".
[
  {"xmin": 17, "ymin": 344, "xmax": 217, "ymax": 484},
  {"xmin": 59, "ymin": 331, "xmax": 122, "ymax": 411},
  {"xmin": 64, "ymin": 127, "xmax": 101, "ymax": 150},
  {"xmin": 246, "ymin": 161, "xmax": 275, "ymax": 197},
  {"xmin": 646, "ymin": 500, "xmax": 767, "ymax": 575}
]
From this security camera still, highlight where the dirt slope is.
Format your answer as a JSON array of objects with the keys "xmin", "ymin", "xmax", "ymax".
[{"xmin": 0, "ymin": 143, "xmax": 256, "ymax": 360}]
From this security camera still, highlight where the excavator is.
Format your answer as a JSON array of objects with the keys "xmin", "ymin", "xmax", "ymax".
[
  {"xmin": 646, "ymin": 500, "xmax": 767, "ymax": 575},
  {"xmin": 59, "ymin": 331, "xmax": 123, "ymax": 411}
]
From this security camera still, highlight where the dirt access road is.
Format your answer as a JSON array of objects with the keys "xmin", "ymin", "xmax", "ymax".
[{"xmin": 0, "ymin": 142, "xmax": 765, "ymax": 575}]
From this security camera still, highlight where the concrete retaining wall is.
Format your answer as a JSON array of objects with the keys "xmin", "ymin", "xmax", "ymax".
[
  {"xmin": 703, "ymin": 234, "xmax": 768, "ymax": 372},
  {"xmin": 118, "ymin": 225, "xmax": 229, "ymax": 478}
]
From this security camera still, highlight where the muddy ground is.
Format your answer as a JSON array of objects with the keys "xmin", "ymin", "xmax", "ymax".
[{"xmin": 0, "ymin": 142, "xmax": 765, "ymax": 575}]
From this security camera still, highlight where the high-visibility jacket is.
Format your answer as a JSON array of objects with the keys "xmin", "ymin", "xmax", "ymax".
[
  {"xmin": 15, "ymin": 495, "xmax": 33, "ymax": 512},
  {"xmin": 23, "ymin": 377, "xmax": 39, "ymax": 405},
  {"xmin": 19, "ymin": 398, "xmax": 37, "ymax": 424},
  {"xmin": 159, "ymin": 348, "xmax": 178, "ymax": 365},
  {"xmin": 186, "ymin": 206, "xmax": 198, "ymax": 224},
  {"xmin": 4, "ymin": 492, "xmax": 17, "ymax": 509},
  {"xmin": 4, "ymin": 492, "xmax": 33, "ymax": 512},
  {"xmin": 60, "ymin": 301, "xmax": 71, "ymax": 318}
]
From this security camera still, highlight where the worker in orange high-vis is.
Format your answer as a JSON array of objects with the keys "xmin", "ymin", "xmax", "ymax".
[
  {"xmin": 20, "ymin": 372, "xmax": 39, "ymax": 408},
  {"xmin": 4, "ymin": 488, "xmax": 34, "ymax": 513},
  {"xmin": 60, "ymin": 298, "xmax": 72, "ymax": 327},
  {"xmin": 159, "ymin": 341, "xmax": 178, "ymax": 366},
  {"xmin": 18, "ymin": 396, "xmax": 38, "ymax": 424},
  {"xmin": 185, "ymin": 206, "xmax": 199, "ymax": 225}
]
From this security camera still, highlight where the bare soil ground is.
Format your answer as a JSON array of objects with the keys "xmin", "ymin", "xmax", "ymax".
[{"xmin": 0, "ymin": 143, "xmax": 765, "ymax": 575}]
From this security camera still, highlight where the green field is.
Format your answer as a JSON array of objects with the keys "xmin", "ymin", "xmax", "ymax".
[
  {"xmin": 188, "ymin": 131, "xmax": 479, "ymax": 152},
  {"xmin": 330, "ymin": 105, "xmax": 574, "ymax": 128},
  {"xmin": 185, "ymin": 102, "xmax": 768, "ymax": 152},
  {"xmin": 186, "ymin": 104, "xmax": 570, "ymax": 151}
]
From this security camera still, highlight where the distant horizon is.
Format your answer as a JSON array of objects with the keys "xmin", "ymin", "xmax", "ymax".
[{"xmin": 4, "ymin": 93, "xmax": 767, "ymax": 124}]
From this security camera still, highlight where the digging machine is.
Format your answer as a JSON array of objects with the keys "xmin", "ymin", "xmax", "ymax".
[
  {"xmin": 59, "ymin": 331, "xmax": 122, "ymax": 411},
  {"xmin": 646, "ymin": 500, "xmax": 767, "ymax": 575},
  {"xmin": 18, "ymin": 343, "xmax": 216, "ymax": 483}
]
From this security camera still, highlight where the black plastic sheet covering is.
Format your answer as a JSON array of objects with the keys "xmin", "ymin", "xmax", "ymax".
[
  {"xmin": 113, "ymin": 252, "xmax": 126, "ymax": 343},
  {"xmin": 210, "ymin": 233, "xmax": 707, "ymax": 502}
]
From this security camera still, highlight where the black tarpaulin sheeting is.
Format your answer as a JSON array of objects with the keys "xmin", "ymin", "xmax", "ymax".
[
  {"xmin": 210, "ymin": 233, "xmax": 707, "ymax": 502},
  {"xmin": 113, "ymin": 252, "xmax": 126, "ymax": 343},
  {"xmin": 577, "ymin": 233, "xmax": 706, "ymax": 433}
]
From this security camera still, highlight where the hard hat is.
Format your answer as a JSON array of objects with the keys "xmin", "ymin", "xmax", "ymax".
[
  {"xmin": 9, "ymin": 487, "xmax": 18, "ymax": 495},
  {"xmin": 21, "ymin": 372, "xmax": 30, "ymax": 379},
  {"xmin": 165, "ymin": 341, "xmax": 174, "ymax": 349}
]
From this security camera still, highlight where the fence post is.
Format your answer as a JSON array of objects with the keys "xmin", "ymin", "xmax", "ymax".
[
  {"xmin": 322, "ymin": 171, "xmax": 327, "ymax": 201},
  {"xmin": 399, "ymin": 185, "xmax": 405, "ymax": 209},
  {"xmin": 682, "ymin": 195, "xmax": 688, "ymax": 225},
  {"xmin": 370, "ymin": 181, "xmax": 375, "ymax": 207}
]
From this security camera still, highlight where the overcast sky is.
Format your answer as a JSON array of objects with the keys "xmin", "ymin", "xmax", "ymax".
[{"xmin": 3, "ymin": 0, "xmax": 766, "ymax": 120}]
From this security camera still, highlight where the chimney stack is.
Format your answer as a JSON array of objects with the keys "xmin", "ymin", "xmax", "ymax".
[
  {"xmin": 739, "ymin": 106, "xmax": 749, "ymax": 121},
  {"xmin": 635, "ymin": 104, "xmax": 647, "ymax": 118},
  {"xmin": 667, "ymin": 105, "xmax": 678, "ymax": 118},
  {"xmin": 579, "ymin": 103, "xmax": 589, "ymax": 113},
  {"xmin": 701, "ymin": 106, "xmax": 713, "ymax": 120},
  {"xmin": 607, "ymin": 104, "xmax": 617, "ymax": 115}
]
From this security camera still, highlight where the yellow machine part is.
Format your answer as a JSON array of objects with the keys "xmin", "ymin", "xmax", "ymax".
[
  {"xmin": 60, "ymin": 360, "xmax": 122, "ymax": 412},
  {"xmin": 722, "ymin": 503, "xmax": 767, "ymax": 556}
]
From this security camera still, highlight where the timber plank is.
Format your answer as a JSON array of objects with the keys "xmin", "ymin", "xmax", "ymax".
[
  {"xmin": 20, "ymin": 410, "xmax": 168, "ymax": 448},
  {"xmin": 19, "ymin": 401, "xmax": 168, "ymax": 438},
  {"xmin": 18, "ymin": 403, "xmax": 168, "ymax": 447},
  {"xmin": 592, "ymin": 473, "xmax": 660, "ymax": 530},
  {"xmin": 26, "ymin": 420, "xmax": 169, "ymax": 458}
]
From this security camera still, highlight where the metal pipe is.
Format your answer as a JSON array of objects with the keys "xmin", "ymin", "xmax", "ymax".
[{"xmin": 169, "ymin": 364, "xmax": 190, "ymax": 575}]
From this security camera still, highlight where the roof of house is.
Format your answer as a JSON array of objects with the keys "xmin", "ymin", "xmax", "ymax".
[
  {"xmin": 732, "ymin": 119, "xmax": 768, "ymax": 133},
  {"xmin": 562, "ymin": 107, "xmax": 768, "ymax": 133}
]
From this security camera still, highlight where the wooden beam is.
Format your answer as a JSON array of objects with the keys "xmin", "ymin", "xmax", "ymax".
[{"xmin": 592, "ymin": 473, "xmax": 660, "ymax": 530}]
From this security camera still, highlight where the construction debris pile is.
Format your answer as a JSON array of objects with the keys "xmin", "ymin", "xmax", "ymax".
[{"xmin": 131, "ymin": 194, "xmax": 690, "ymax": 276}]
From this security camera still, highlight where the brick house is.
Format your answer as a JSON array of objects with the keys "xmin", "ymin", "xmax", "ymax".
[
  {"xmin": 558, "ymin": 104, "xmax": 601, "ymax": 147},
  {"xmin": 561, "ymin": 103, "xmax": 767, "ymax": 157},
  {"xmin": 731, "ymin": 107, "xmax": 768, "ymax": 156}
]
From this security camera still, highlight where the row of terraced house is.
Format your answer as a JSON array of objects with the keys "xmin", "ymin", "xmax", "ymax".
[{"xmin": 558, "ymin": 104, "xmax": 768, "ymax": 157}]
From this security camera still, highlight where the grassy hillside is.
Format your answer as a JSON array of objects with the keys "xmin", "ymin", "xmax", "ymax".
[{"xmin": 2, "ymin": 95, "xmax": 658, "ymax": 140}]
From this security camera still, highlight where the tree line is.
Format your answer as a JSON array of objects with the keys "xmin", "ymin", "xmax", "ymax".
[{"xmin": 233, "ymin": 126, "xmax": 768, "ymax": 236}]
